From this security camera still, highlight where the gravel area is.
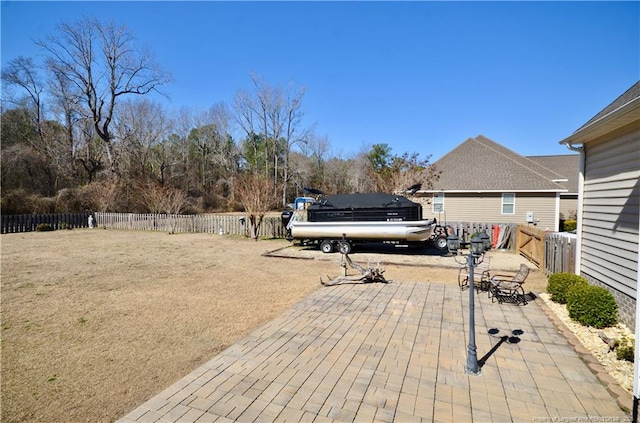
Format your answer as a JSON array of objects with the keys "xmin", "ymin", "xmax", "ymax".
[{"xmin": 540, "ymin": 292, "xmax": 635, "ymax": 394}]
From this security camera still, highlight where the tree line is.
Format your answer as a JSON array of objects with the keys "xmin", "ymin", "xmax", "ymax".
[{"xmin": 1, "ymin": 17, "xmax": 439, "ymax": 236}]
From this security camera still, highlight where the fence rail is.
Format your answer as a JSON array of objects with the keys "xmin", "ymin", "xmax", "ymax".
[
  {"xmin": 1, "ymin": 213, "xmax": 92, "ymax": 234},
  {"xmin": 94, "ymin": 213, "xmax": 287, "ymax": 238}
]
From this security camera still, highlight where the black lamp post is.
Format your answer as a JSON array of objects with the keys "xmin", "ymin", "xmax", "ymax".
[{"xmin": 447, "ymin": 232, "xmax": 487, "ymax": 375}]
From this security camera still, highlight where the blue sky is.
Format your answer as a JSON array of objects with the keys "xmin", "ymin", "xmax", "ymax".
[{"xmin": 2, "ymin": 1, "xmax": 638, "ymax": 161}]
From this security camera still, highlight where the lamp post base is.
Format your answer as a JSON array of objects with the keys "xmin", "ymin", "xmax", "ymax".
[
  {"xmin": 465, "ymin": 367, "xmax": 482, "ymax": 376},
  {"xmin": 465, "ymin": 357, "xmax": 482, "ymax": 375},
  {"xmin": 466, "ymin": 253, "xmax": 482, "ymax": 376}
]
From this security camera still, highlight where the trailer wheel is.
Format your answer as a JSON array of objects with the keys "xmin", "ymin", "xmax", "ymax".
[
  {"xmin": 320, "ymin": 240, "xmax": 334, "ymax": 254},
  {"xmin": 337, "ymin": 241, "xmax": 352, "ymax": 255},
  {"xmin": 435, "ymin": 235, "xmax": 448, "ymax": 251}
]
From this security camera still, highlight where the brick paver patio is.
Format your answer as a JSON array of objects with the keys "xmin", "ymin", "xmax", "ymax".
[{"xmin": 117, "ymin": 281, "xmax": 630, "ymax": 422}]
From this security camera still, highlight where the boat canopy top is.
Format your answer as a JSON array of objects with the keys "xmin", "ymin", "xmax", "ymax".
[
  {"xmin": 307, "ymin": 193, "xmax": 424, "ymax": 223},
  {"xmin": 310, "ymin": 193, "xmax": 419, "ymax": 209}
]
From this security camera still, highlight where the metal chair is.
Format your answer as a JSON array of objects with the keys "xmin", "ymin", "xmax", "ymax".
[
  {"xmin": 488, "ymin": 264, "xmax": 530, "ymax": 305},
  {"xmin": 458, "ymin": 265, "xmax": 491, "ymax": 292}
]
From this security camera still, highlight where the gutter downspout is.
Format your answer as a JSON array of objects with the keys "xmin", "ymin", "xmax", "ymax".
[{"xmin": 564, "ymin": 143, "xmax": 584, "ymax": 276}]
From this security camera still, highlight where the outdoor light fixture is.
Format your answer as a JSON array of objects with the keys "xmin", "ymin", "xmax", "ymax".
[
  {"xmin": 480, "ymin": 230, "xmax": 491, "ymax": 252},
  {"xmin": 470, "ymin": 234, "xmax": 485, "ymax": 256},
  {"xmin": 446, "ymin": 233, "xmax": 460, "ymax": 255},
  {"xmin": 448, "ymin": 232, "xmax": 487, "ymax": 376}
]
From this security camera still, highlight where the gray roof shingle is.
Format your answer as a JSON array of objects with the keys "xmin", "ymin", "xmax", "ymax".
[
  {"xmin": 431, "ymin": 135, "xmax": 569, "ymax": 192},
  {"xmin": 526, "ymin": 154, "xmax": 580, "ymax": 193}
]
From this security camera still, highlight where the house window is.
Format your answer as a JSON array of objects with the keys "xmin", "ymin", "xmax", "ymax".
[
  {"xmin": 433, "ymin": 193, "xmax": 444, "ymax": 213},
  {"xmin": 502, "ymin": 193, "xmax": 515, "ymax": 214}
]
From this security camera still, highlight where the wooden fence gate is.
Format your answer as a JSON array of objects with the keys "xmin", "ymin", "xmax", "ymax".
[{"xmin": 516, "ymin": 225, "xmax": 546, "ymax": 267}]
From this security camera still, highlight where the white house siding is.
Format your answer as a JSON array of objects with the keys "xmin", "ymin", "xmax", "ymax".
[
  {"xmin": 580, "ymin": 129, "xmax": 640, "ymax": 327},
  {"xmin": 416, "ymin": 193, "xmax": 557, "ymax": 229}
]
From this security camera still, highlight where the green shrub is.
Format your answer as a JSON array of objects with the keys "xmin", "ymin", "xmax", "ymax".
[
  {"xmin": 547, "ymin": 272, "xmax": 588, "ymax": 304},
  {"xmin": 617, "ymin": 336, "xmax": 635, "ymax": 362},
  {"xmin": 35, "ymin": 223, "xmax": 54, "ymax": 232},
  {"xmin": 566, "ymin": 284, "xmax": 618, "ymax": 328},
  {"xmin": 563, "ymin": 220, "xmax": 577, "ymax": 232}
]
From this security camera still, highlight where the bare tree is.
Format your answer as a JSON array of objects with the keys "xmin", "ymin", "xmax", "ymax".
[
  {"xmin": 76, "ymin": 119, "xmax": 106, "ymax": 183},
  {"xmin": 161, "ymin": 186, "xmax": 190, "ymax": 234},
  {"xmin": 350, "ymin": 148, "xmax": 376, "ymax": 193},
  {"xmin": 170, "ymin": 106, "xmax": 198, "ymax": 190},
  {"xmin": 233, "ymin": 74, "xmax": 308, "ymax": 206},
  {"xmin": 385, "ymin": 153, "xmax": 441, "ymax": 195},
  {"xmin": 279, "ymin": 80, "xmax": 309, "ymax": 206},
  {"xmin": 2, "ymin": 59, "xmax": 79, "ymax": 193},
  {"xmin": 115, "ymin": 98, "xmax": 170, "ymax": 180},
  {"xmin": 161, "ymin": 187, "xmax": 190, "ymax": 215},
  {"xmin": 48, "ymin": 64, "xmax": 84, "ymax": 184},
  {"xmin": 364, "ymin": 144, "xmax": 441, "ymax": 194},
  {"xmin": 37, "ymin": 17, "xmax": 171, "ymax": 174},
  {"xmin": 138, "ymin": 180, "xmax": 166, "ymax": 214},
  {"xmin": 82, "ymin": 174, "xmax": 119, "ymax": 212},
  {"xmin": 1, "ymin": 57, "xmax": 45, "ymax": 139},
  {"xmin": 189, "ymin": 103, "xmax": 238, "ymax": 191},
  {"xmin": 234, "ymin": 173, "xmax": 279, "ymax": 240}
]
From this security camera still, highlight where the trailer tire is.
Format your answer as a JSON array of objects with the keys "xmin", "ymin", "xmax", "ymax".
[
  {"xmin": 338, "ymin": 241, "xmax": 352, "ymax": 255},
  {"xmin": 435, "ymin": 235, "xmax": 448, "ymax": 251},
  {"xmin": 320, "ymin": 240, "xmax": 334, "ymax": 254}
]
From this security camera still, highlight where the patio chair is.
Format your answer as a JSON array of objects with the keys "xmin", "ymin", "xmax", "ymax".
[
  {"xmin": 488, "ymin": 263, "xmax": 530, "ymax": 305},
  {"xmin": 458, "ymin": 265, "xmax": 491, "ymax": 292}
]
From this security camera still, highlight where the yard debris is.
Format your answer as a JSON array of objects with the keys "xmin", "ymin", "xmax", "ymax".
[
  {"xmin": 598, "ymin": 331, "xmax": 619, "ymax": 352},
  {"xmin": 320, "ymin": 253, "xmax": 387, "ymax": 286}
]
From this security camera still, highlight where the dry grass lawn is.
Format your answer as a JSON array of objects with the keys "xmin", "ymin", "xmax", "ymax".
[{"xmin": 1, "ymin": 229, "xmax": 546, "ymax": 422}]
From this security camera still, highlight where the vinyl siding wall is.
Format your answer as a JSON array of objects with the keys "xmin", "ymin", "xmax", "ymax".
[
  {"xmin": 580, "ymin": 130, "xmax": 639, "ymax": 310},
  {"xmin": 415, "ymin": 193, "xmax": 558, "ymax": 230}
]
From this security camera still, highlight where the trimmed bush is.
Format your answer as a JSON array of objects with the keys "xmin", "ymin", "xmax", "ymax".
[
  {"xmin": 566, "ymin": 284, "xmax": 618, "ymax": 329},
  {"xmin": 563, "ymin": 219, "xmax": 577, "ymax": 232},
  {"xmin": 35, "ymin": 223, "xmax": 54, "ymax": 232},
  {"xmin": 547, "ymin": 272, "xmax": 588, "ymax": 304},
  {"xmin": 617, "ymin": 336, "xmax": 635, "ymax": 362}
]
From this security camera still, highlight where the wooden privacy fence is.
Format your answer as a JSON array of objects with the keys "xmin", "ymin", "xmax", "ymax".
[
  {"xmin": 1, "ymin": 212, "xmax": 576, "ymax": 273},
  {"xmin": 544, "ymin": 232, "xmax": 577, "ymax": 275},
  {"xmin": 1, "ymin": 212, "xmax": 92, "ymax": 233},
  {"xmin": 448, "ymin": 223, "xmax": 576, "ymax": 274},
  {"xmin": 94, "ymin": 213, "xmax": 288, "ymax": 238},
  {"xmin": 446, "ymin": 222, "xmax": 516, "ymax": 251}
]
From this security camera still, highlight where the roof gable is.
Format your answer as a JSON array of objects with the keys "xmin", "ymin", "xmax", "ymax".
[
  {"xmin": 560, "ymin": 80, "xmax": 640, "ymax": 145},
  {"xmin": 577, "ymin": 81, "xmax": 640, "ymax": 131},
  {"xmin": 431, "ymin": 135, "xmax": 568, "ymax": 192},
  {"xmin": 526, "ymin": 154, "xmax": 580, "ymax": 193}
]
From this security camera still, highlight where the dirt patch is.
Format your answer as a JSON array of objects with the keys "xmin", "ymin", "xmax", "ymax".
[{"xmin": 0, "ymin": 230, "xmax": 545, "ymax": 422}]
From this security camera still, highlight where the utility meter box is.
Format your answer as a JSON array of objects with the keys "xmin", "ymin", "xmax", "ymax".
[{"xmin": 526, "ymin": 211, "xmax": 535, "ymax": 223}]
